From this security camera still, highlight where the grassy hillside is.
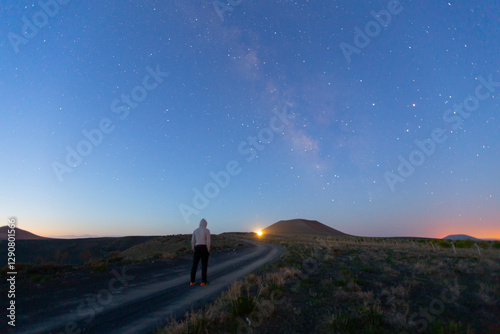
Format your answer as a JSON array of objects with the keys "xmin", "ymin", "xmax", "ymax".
[
  {"xmin": 0, "ymin": 236, "xmax": 157, "ymax": 266},
  {"xmin": 158, "ymin": 234, "xmax": 500, "ymax": 333},
  {"xmin": 0, "ymin": 234, "xmax": 246, "ymax": 283},
  {"xmin": 120, "ymin": 234, "xmax": 245, "ymax": 262}
]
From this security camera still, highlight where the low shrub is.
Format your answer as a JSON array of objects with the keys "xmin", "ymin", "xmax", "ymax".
[
  {"xmin": 477, "ymin": 241, "xmax": 490, "ymax": 249},
  {"xmin": 437, "ymin": 239, "xmax": 452, "ymax": 248},
  {"xmin": 85, "ymin": 259, "xmax": 108, "ymax": 272},
  {"xmin": 454, "ymin": 240, "xmax": 474, "ymax": 248},
  {"xmin": 230, "ymin": 296, "xmax": 256, "ymax": 317}
]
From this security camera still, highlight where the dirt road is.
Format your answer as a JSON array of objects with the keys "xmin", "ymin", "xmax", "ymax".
[{"xmin": 10, "ymin": 239, "xmax": 281, "ymax": 334}]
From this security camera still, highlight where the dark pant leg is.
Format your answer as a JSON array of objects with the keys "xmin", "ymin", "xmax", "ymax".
[
  {"xmin": 191, "ymin": 248, "xmax": 201, "ymax": 282},
  {"xmin": 201, "ymin": 246, "xmax": 209, "ymax": 283}
]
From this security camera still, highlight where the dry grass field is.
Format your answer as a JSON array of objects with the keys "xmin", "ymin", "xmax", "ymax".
[{"xmin": 158, "ymin": 234, "xmax": 500, "ymax": 334}]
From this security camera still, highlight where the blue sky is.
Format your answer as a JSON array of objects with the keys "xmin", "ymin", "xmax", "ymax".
[{"xmin": 1, "ymin": 0, "xmax": 499, "ymax": 238}]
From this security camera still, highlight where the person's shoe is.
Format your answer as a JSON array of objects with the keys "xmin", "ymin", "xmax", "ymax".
[
  {"xmin": 200, "ymin": 282, "xmax": 209, "ymax": 286},
  {"xmin": 190, "ymin": 282, "xmax": 196, "ymax": 286}
]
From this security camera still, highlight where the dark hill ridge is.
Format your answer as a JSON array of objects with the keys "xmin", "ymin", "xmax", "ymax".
[
  {"xmin": 0, "ymin": 225, "xmax": 48, "ymax": 240},
  {"xmin": 263, "ymin": 219, "xmax": 349, "ymax": 236},
  {"xmin": 443, "ymin": 234, "xmax": 482, "ymax": 241}
]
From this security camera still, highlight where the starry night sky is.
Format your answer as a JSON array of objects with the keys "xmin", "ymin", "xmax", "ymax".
[{"xmin": 1, "ymin": 0, "xmax": 499, "ymax": 238}]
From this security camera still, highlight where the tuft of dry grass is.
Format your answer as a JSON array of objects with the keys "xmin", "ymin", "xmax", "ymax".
[{"xmin": 156, "ymin": 266, "xmax": 295, "ymax": 333}]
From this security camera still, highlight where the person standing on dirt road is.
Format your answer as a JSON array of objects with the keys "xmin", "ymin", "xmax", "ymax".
[{"xmin": 190, "ymin": 218, "xmax": 211, "ymax": 286}]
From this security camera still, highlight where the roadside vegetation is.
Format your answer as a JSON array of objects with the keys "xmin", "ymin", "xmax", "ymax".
[{"xmin": 157, "ymin": 233, "xmax": 500, "ymax": 333}]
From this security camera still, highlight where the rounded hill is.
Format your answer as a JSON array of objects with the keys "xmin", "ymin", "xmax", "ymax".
[
  {"xmin": 262, "ymin": 219, "xmax": 349, "ymax": 236},
  {"xmin": 0, "ymin": 226, "xmax": 48, "ymax": 240}
]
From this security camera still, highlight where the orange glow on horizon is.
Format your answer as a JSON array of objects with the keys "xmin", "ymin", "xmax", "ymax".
[
  {"xmin": 8, "ymin": 219, "xmax": 500, "ymax": 240},
  {"xmin": 423, "ymin": 218, "xmax": 500, "ymax": 240}
]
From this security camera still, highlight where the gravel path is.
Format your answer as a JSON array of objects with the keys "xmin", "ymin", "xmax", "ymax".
[{"xmin": 10, "ymin": 238, "xmax": 282, "ymax": 334}]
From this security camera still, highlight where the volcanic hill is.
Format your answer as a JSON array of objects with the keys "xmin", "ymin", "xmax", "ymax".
[
  {"xmin": 262, "ymin": 219, "xmax": 349, "ymax": 236},
  {"xmin": 443, "ymin": 234, "xmax": 482, "ymax": 241},
  {"xmin": 0, "ymin": 225, "xmax": 48, "ymax": 240}
]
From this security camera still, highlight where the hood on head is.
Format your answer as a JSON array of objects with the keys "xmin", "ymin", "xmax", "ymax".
[{"xmin": 199, "ymin": 218, "xmax": 207, "ymax": 228}]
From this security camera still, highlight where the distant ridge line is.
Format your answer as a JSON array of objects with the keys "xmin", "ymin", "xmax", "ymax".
[{"xmin": 443, "ymin": 234, "xmax": 482, "ymax": 241}]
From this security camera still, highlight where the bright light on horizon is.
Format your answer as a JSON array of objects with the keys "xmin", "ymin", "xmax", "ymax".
[{"xmin": 256, "ymin": 230, "xmax": 263, "ymax": 237}]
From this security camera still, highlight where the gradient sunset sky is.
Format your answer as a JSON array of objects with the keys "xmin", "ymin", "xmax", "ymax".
[{"xmin": 1, "ymin": 0, "xmax": 499, "ymax": 238}]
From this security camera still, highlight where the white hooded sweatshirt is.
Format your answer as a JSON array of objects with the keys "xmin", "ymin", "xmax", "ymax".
[{"xmin": 191, "ymin": 218, "xmax": 211, "ymax": 252}]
